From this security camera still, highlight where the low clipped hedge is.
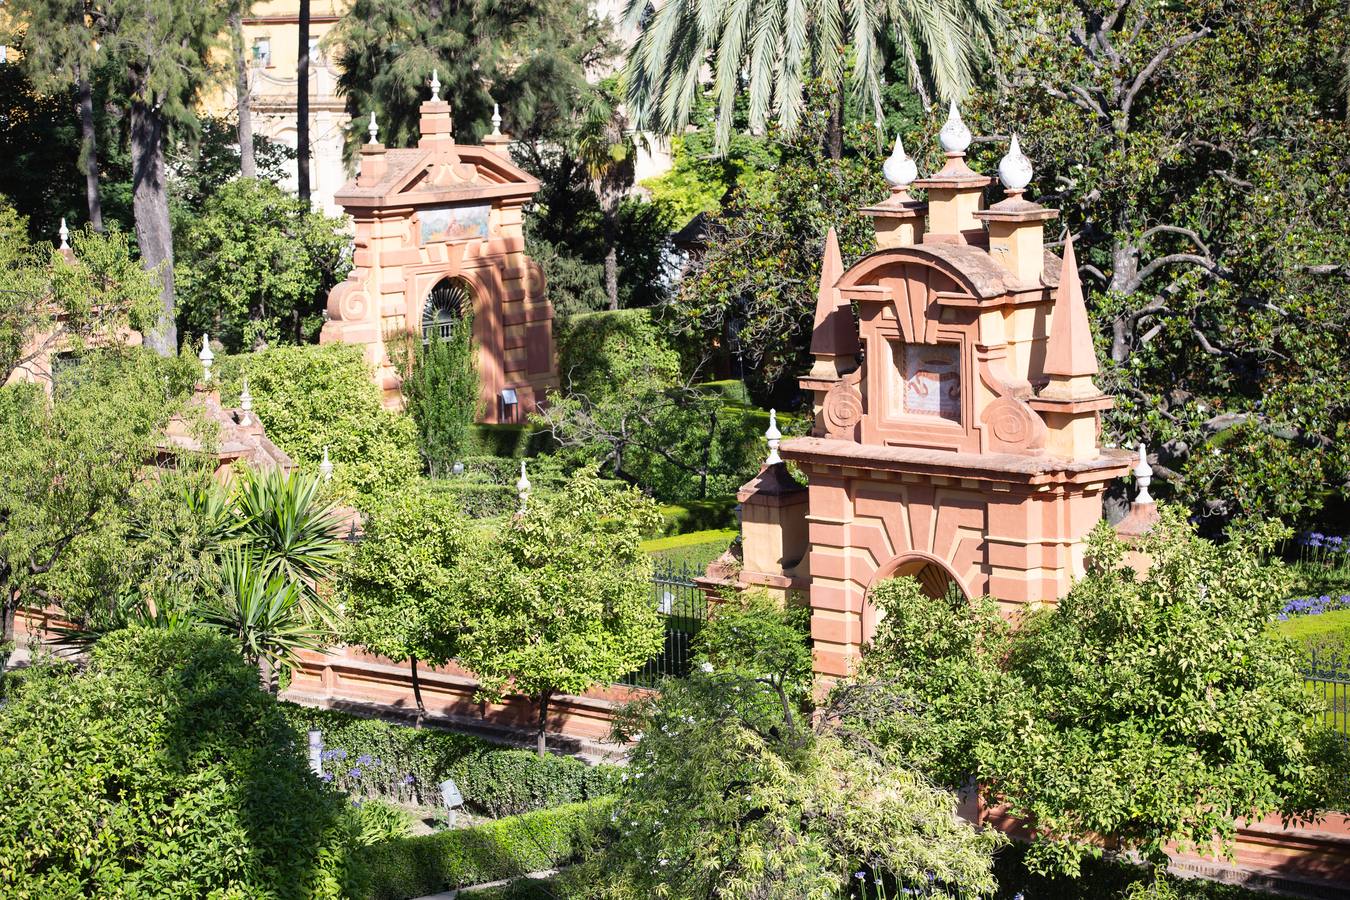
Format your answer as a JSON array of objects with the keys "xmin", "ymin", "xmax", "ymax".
[
  {"xmin": 356, "ymin": 798, "xmax": 614, "ymax": 900},
  {"xmin": 655, "ymin": 498, "xmax": 739, "ymax": 536},
  {"xmin": 420, "ymin": 479, "xmax": 520, "ymax": 519},
  {"xmin": 641, "ymin": 528, "xmax": 738, "ymax": 569},
  {"xmin": 280, "ymin": 705, "xmax": 622, "ymax": 816},
  {"xmin": 451, "ymin": 749, "xmax": 622, "ymax": 818}
]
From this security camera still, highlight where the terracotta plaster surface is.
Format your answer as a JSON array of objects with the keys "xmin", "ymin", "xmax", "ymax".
[
  {"xmin": 156, "ymin": 385, "xmax": 295, "ymax": 480},
  {"xmin": 320, "ymin": 99, "xmax": 557, "ymax": 420}
]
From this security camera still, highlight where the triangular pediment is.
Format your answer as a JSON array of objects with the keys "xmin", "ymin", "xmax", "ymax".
[{"xmin": 336, "ymin": 145, "xmax": 540, "ymax": 210}]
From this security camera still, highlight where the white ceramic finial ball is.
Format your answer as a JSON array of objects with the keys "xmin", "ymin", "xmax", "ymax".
[
  {"xmin": 882, "ymin": 136, "xmax": 918, "ymax": 189},
  {"xmin": 998, "ymin": 134, "xmax": 1034, "ymax": 191},
  {"xmin": 938, "ymin": 100, "xmax": 971, "ymax": 154}
]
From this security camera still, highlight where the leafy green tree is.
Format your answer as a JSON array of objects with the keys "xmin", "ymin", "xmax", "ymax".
[
  {"xmin": 982, "ymin": 0, "xmax": 1350, "ymax": 528},
  {"xmin": 216, "ymin": 344, "xmax": 421, "ymax": 506},
  {"xmin": 0, "ymin": 627, "xmax": 367, "ymax": 895},
  {"xmin": 0, "ymin": 348, "xmax": 182, "ymax": 643},
  {"xmin": 670, "ymin": 98, "xmax": 885, "ymax": 400},
  {"xmin": 847, "ymin": 577, "xmax": 1017, "ymax": 791},
  {"xmin": 340, "ymin": 488, "xmax": 474, "ymax": 724},
  {"xmin": 452, "ymin": 474, "xmax": 663, "ymax": 754},
  {"xmin": 330, "ymin": 0, "xmax": 612, "ymax": 159},
  {"xmin": 573, "ymin": 78, "xmax": 637, "ymax": 311},
  {"xmin": 176, "ymin": 178, "xmax": 350, "ymax": 353},
  {"xmin": 399, "ymin": 321, "xmax": 479, "ymax": 476},
  {"xmin": 12, "ymin": 0, "xmax": 235, "ymax": 355},
  {"xmin": 621, "ymin": 0, "xmax": 1001, "ymax": 156},
  {"xmin": 607, "ymin": 597, "xmax": 1003, "ymax": 898}
]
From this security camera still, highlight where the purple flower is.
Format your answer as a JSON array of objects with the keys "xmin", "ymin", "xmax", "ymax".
[
  {"xmin": 320, "ymin": 772, "xmax": 333, "ymax": 783},
  {"xmin": 403, "ymin": 774, "xmax": 416, "ymax": 785},
  {"xmin": 348, "ymin": 768, "xmax": 362, "ymax": 780},
  {"xmin": 356, "ymin": 754, "xmax": 372, "ymax": 766},
  {"xmin": 1330, "ymin": 536, "xmax": 1344, "ymax": 545},
  {"xmin": 854, "ymin": 871, "xmax": 865, "ymax": 880}
]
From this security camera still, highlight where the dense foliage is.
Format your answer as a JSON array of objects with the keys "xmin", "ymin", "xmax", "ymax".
[
  {"xmin": 607, "ymin": 595, "xmax": 1003, "ymax": 898},
  {"xmin": 216, "ymin": 344, "xmax": 420, "ymax": 505},
  {"xmin": 0, "ymin": 628, "xmax": 367, "ymax": 897},
  {"xmin": 981, "ymin": 0, "xmax": 1350, "ymax": 529},
  {"xmin": 452, "ymin": 474, "xmax": 664, "ymax": 753},
  {"xmin": 399, "ymin": 321, "xmax": 479, "ymax": 476},
  {"xmin": 175, "ymin": 178, "xmax": 351, "ymax": 353}
]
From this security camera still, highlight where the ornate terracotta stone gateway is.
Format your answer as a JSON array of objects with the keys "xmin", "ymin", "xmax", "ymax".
[
  {"xmin": 320, "ymin": 74, "xmax": 558, "ymax": 422},
  {"xmin": 735, "ymin": 104, "xmax": 1134, "ymax": 680}
]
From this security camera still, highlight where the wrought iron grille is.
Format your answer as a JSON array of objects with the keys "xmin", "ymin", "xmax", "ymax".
[
  {"xmin": 422, "ymin": 278, "xmax": 471, "ymax": 342},
  {"xmin": 1303, "ymin": 651, "xmax": 1349, "ymax": 737},
  {"xmin": 619, "ymin": 562, "xmax": 710, "ymax": 688}
]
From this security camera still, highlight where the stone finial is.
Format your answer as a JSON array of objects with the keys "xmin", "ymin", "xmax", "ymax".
[
  {"xmin": 430, "ymin": 69, "xmax": 441, "ymax": 102},
  {"xmin": 998, "ymin": 134, "xmax": 1034, "ymax": 193},
  {"xmin": 516, "ymin": 460, "xmax": 531, "ymax": 511},
  {"xmin": 491, "ymin": 102, "xmax": 502, "ymax": 136},
  {"xmin": 367, "ymin": 110, "xmax": 379, "ymax": 145},
  {"xmin": 58, "ymin": 217, "xmax": 70, "ymax": 249},
  {"xmin": 1134, "ymin": 443, "xmax": 1154, "ymax": 504},
  {"xmin": 1042, "ymin": 234, "xmax": 1100, "ymax": 383},
  {"xmin": 765, "ymin": 409, "xmax": 782, "ymax": 466},
  {"xmin": 239, "ymin": 376, "xmax": 253, "ymax": 426},
  {"xmin": 199, "ymin": 334, "xmax": 214, "ymax": 384},
  {"xmin": 882, "ymin": 136, "xmax": 918, "ymax": 192},
  {"xmin": 319, "ymin": 446, "xmax": 334, "ymax": 482},
  {"xmin": 808, "ymin": 227, "xmax": 857, "ymax": 373},
  {"xmin": 938, "ymin": 100, "xmax": 972, "ymax": 154}
]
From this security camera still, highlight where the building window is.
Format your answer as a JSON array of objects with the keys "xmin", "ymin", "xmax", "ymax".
[
  {"xmin": 889, "ymin": 341, "xmax": 961, "ymax": 424},
  {"xmin": 421, "ymin": 277, "xmax": 471, "ymax": 342},
  {"xmin": 251, "ymin": 37, "xmax": 271, "ymax": 67}
]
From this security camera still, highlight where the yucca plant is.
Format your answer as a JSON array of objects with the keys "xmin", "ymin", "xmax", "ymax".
[
  {"xmin": 232, "ymin": 467, "xmax": 346, "ymax": 619},
  {"xmin": 198, "ymin": 547, "xmax": 329, "ymax": 691}
]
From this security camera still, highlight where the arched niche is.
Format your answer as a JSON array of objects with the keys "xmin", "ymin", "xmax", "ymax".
[
  {"xmin": 421, "ymin": 276, "xmax": 474, "ymax": 342},
  {"xmin": 861, "ymin": 552, "xmax": 969, "ymax": 643}
]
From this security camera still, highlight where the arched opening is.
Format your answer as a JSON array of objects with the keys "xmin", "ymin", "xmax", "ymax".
[
  {"xmin": 422, "ymin": 277, "xmax": 473, "ymax": 342},
  {"xmin": 862, "ymin": 553, "xmax": 968, "ymax": 643}
]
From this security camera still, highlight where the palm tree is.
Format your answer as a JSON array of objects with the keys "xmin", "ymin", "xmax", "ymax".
[
  {"xmin": 621, "ymin": 0, "xmax": 1002, "ymax": 157},
  {"xmin": 574, "ymin": 81, "xmax": 638, "ymax": 311}
]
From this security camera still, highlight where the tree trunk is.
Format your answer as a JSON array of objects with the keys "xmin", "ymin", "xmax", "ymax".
[
  {"xmin": 536, "ymin": 689, "xmax": 553, "ymax": 756},
  {"xmin": 604, "ymin": 242, "xmax": 619, "ymax": 311},
  {"xmin": 129, "ymin": 99, "xmax": 178, "ymax": 356},
  {"xmin": 296, "ymin": 0, "xmax": 311, "ymax": 203},
  {"xmin": 410, "ymin": 655, "xmax": 426, "ymax": 728},
  {"xmin": 258, "ymin": 655, "xmax": 272, "ymax": 692},
  {"xmin": 2, "ymin": 587, "xmax": 17, "ymax": 646},
  {"xmin": 826, "ymin": 86, "xmax": 844, "ymax": 161},
  {"xmin": 76, "ymin": 70, "xmax": 103, "ymax": 231},
  {"xmin": 232, "ymin": 8, "xmax": 256, "ymax": 178}
]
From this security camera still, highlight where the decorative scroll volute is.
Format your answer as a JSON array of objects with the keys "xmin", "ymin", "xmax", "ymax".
[
  {"xmin": 980, "ymin": 395, "xmax": 1047, "ymax": 454},
  {"xmin": 822, "ymin": 370, "xmax": 864, "ymax": 440}
]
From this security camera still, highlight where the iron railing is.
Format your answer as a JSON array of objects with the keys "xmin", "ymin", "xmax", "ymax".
[
  {"xmin": 1303, "ymin": 651, "xmax": 1349, "ymax": 737},
  {"xmin": 619, "ymin": 562, "xmax": 710, "ymax": 688}
]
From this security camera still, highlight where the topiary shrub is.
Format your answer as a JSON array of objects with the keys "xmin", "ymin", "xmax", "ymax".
[
  {"xmin": 449, "ymin": 749, "xmax": 623, "ymax": 818},
  {"xmin": 215, "ymin": 344, "xmax": 420, "ymax": 505},
  {"xmin": 0, "ymin": 627, "xmax": 366, "ymax": 897},
  {"xmin": 355, "ymin": 798, "xmax": 613, "ymax": 900},
  {"xmin": 554, "ymin": 308, "xmax": 679, "ymax": 402}
]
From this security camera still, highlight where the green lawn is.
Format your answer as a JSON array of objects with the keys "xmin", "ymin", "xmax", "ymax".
[
  {"xmin": 641, "ymin": 528, "xmax": 738, "ymax": 570},
  {"xmin": 1274, "ymin": 608, "xmax": 1350, "ymax": 656}
]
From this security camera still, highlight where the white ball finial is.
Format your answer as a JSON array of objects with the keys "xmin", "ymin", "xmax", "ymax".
[
  {"xmin": 882, "ymin": 136, "xmax": 918, "ymax": 190},
  {"xmin": 239, "ymin": 376, "xmax": 253, "ymax": 425},
  {"xmin": 939, "ymin": 99, "xmax": 972, "ymax": 154},
  {"xmin": 1134, "ymin": 443, "xmax": 1154, "ymax": 505},
  {"xmin": 58, "ymin": 218, "xmax": 70, "ymax": 250},
  {"xmin": 367, "ymin": 110, "xmax": 379, "ymax": 144},
  {"xmin": 198, "ymin": 334, "xmax": 214, "ymax": 383},
  {"xmin": 430, "ymin": 69, "xmax": 441, "ymax": 102},
  {"xmin": 491, "ymin": 102, "xmax": 502, "ymax": 136},
  {"xmin": 765, "ymin": 408, "xmax": 783, "ymax": 466},
  {"xmin": 998, "ymin": 133, "xmax": 1034, "ymax": 192},
  {"xmin": 516, "ymin": 460, "xmax": 531, "ymax": 511},
  {"xmin": 319, "ymin": 446, "xmax": 334, "ymax": 482}
]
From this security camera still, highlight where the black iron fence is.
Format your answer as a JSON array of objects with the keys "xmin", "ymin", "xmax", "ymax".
[
  {"xmin": 1303, "ymin": 652, "xmax": 1350, "ymax": 737},
  {"xmin": 619, "ymin": 562, "xmax": 710, "ymax": 689}
]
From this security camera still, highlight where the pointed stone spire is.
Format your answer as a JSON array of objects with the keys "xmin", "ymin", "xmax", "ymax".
[
  {"xmin": 938, "ymin": 100, "xmax": 972, "ymax": 154},
  {"xmin": 198, "ymin": 334, "xmax": 214, "ymax": 385},
  {"xmin": 239, "ymin": 376, "xmax": 253, "ymax": 426},
  {"xmin": 319, "ymin": 446, "xmax": 334, "ymax": 482},
  {"xmin": 882, "ymin": 136, "xmax": 918, "ymax": 196},
  {"xmin": 807, "ymin": 227, "xmax": 858, "ymax": 377},
  {"xmin": 429, "ymin": 69, "xmax": 441, "ymax": 102},
  {"xmin": 765, "ymin": 409, "xmax": 782, "ymax": 466},
  {"xmin": 1042, "ymin": 234, "xmax": 1100, "ymax": 384},
  {"xmin": 491, "ymin": 102, "xmax": 502, "ymax": 136},
  {"xmin": 516, "ymin": 460, "xmax": 531, "ymax": 512},
  {"xmin": 998, "ymin": 134, "xmax": 1034, "ymax": 194}
]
